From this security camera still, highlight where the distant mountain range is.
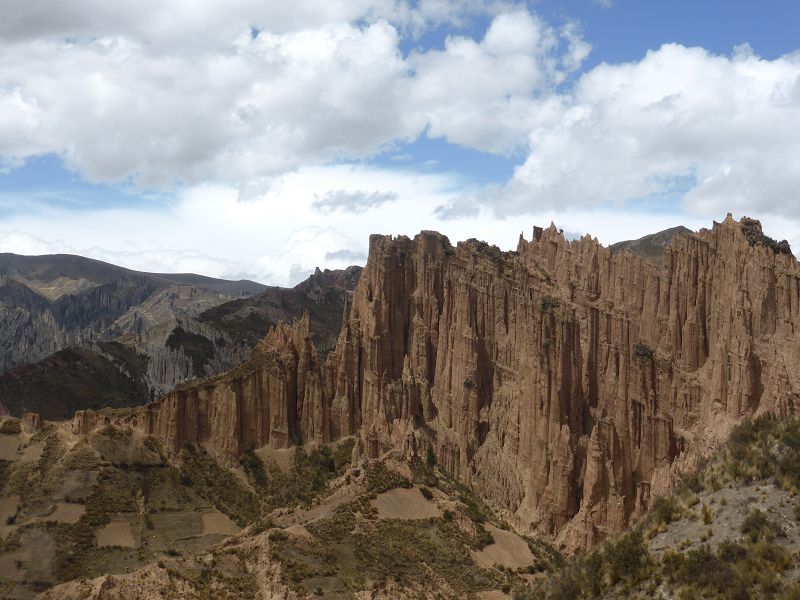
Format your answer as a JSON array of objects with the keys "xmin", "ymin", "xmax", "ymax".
[
  {"xmin": 0, "ymin": 253, "xmax": 361, "ymax": 419},
  {"xmin": 608, "ymin": 225, "xmax": 693, "ymax": 263}
]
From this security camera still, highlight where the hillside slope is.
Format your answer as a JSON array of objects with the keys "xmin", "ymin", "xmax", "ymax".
[
  {"xmin": 0, "ymin": 414, "xmax": 559, "ymax": 600},
  {"xmin": 0, "ymin": 257, "xmax": 361, "ymax": 419},
  {"xmin": 0, "ymin": 252, "xmax": 265, "ymax": 375},
  {"xmin": 524, "ymin": 414, "xmax": 800, "ymax": 598}
]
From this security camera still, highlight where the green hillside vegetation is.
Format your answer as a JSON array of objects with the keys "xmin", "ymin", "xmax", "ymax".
[
  {"xmin": 521, "ymin": 414, "xmax": 800, "ymax": 599},
  {"xmin": 0, "ymin": 423, "xmax": 360, "ymax": 599},
  {"xmin": 263, "ymin": 455, "xmax": 563, "ymax": 598}
]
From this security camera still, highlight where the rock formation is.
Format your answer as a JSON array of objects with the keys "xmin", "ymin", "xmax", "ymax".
[{"xmin": 74, "ymin": 215, "xmax": 800, "ymax": 552}]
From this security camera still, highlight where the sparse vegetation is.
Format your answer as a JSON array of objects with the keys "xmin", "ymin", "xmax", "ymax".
[
  {"xmin": 0, "ymin": 418, "xmax": 21, "ymax": 434},
  {"xmin": 426, "ymin": 445, "xmax": 436, "ymax": 468},
  {"xmin": 285, "ymin": 500, "xmax": 505, "ymax": 596},
  {"xmin": 741, "ymin": 217, "xmax": 792, "ymax": 255},
  {"xmin": 541, "ymin": 296, "xmax": 560, "ymax": 312},
  {"xmin": 239, "ymin": 449, "xmax": 268, "ymax": 488},
  {"xmin": 464, "ymin": 238, "xmax": 504, "ymax": 260},
  {"xmin": 178, "ymin": 444, "xmax": 260, "ymax": 525},
  {"xmin": 740, "ymin": 508, "xmax": 783, "ymax": 543},
  {"xmin": 519, "ymin": 414, "xmax": 800, "ymax": 599}
]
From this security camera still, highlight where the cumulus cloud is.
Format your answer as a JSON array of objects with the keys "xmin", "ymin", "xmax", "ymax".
[
  {"xmin": 0, "ymin": 164, "xmax": 466, "ymax": 285},
  {"xmin": 409, "ymin": 10, "xmax": 590, "ymax": 154},
  {"xmin": 0, "ymin": 6, "xmax": 587, "ymax": 187},
  {"xmin": 4, "ymin": 1, "xmax": 800, "ymax": 284},
  {"xmin": 492, "ymin": 44, "xmax": 800, "ymax": 218},
  {"xmin": 12, "ymin": 177, "xmax": 799, "ymax": 287}
]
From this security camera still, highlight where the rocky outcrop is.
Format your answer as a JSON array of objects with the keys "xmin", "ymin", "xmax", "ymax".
[
  {"xmin": 20, "ymin": 412, "xmax": 42, "ymax": 434},
  {"xmin": 78, "ymin": 215, "xmax": 800, "ymax": 552}
]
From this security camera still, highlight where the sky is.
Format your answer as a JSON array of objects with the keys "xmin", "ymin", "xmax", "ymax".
[{"xmin": 1, "ymin": 0, "xmax": 799, "ymax": 285}]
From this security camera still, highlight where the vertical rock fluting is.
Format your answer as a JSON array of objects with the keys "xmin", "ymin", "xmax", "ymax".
[
  {"xmin": 328, "ymin": 215, "xmax": 800, "ymax": 551},
  {"xmin": 82, "ymin": 215, "xmax": 800, "ymax": 550}
]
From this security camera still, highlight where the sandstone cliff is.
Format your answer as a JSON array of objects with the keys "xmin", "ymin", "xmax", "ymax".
[{"xmin": 76, "ymin": 215, "xmax": 800, "ymax": 552}]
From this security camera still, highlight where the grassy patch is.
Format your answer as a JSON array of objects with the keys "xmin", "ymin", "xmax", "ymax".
[
  {"xmin": 269, "ymin": 459, "xmax": 557, "ymax": 598},
  {"xmin": 284, "ymin": 503, "xmax": 504, "ymax": 597},
  {"xmin": 250, "ymin": 440, "xmax": 356, "ymax": 510},
  {"xmin": 177, "ymin": 445, "xmax": 259, "ymax": 526}
]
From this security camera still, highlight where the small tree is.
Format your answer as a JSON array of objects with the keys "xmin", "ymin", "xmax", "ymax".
[{"xmin": 426, "ymin": 445, "xmax": 436, "ymax": 468}]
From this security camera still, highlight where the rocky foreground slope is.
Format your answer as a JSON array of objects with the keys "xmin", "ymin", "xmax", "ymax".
[
  {"xmin": 69, "ymin": 215, "xmax": 800, "ymax": 553},
  {"xmin": 8, "ymin": 400, "xmax": 800, "ymax": 599}
]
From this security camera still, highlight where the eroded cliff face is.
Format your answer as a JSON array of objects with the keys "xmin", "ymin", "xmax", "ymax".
[{"xmin": 78, "ymin": 215, "xmax": 800, "ymax": 551}]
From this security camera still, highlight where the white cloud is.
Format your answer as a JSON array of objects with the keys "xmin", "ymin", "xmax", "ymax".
[
  {"xmin": 3, "ymin": 2, "xmax": 800, "ymax": 284},
  {"xmin": 0, "ymin": 231, "xmax": 71, "ymax": 255},
  {"xmin": 0, "ymin": 165, "xmax": 469, "ymax": 285},
  {"xmin": 9, "ymin": 162, "xmax": 799, "ymax": 287},
  {"xmin": 494, "ymin": 44, "xmax": 800, "ymax": 218},
  {"xmin": 0, "ymin": 7, "xmax": 586, "ymax": 186},
  {"xmin": 409, "ymin": 10, "xmax": 587, "ymax": 154}
]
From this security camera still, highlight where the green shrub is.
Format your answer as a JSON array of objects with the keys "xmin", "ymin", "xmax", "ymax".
[
  {"xmin": 604, "ymin": 529, "xmax": 649, "ymax": 583},
  {"xmin": 741, "ymin": 509, "xmax": 782, "ymax": 543},
  {"xmin": 740, "ymin": 217, "xmax": 792, "ymax": 255},
  {"xmin": 474, "ymin": 523, "xmax": 494, "ymax": 549},
  {"xmin": 0, "ymin": 419, "xmax": 21, "ymax": 435},
  {"xmin": 541, "ymin": 296, "xmax": 560, "ymax": 312},
  {"xmin": 702, "ymin": 503, "xmax": 713, "ymax": 525},
  {"xmin": 426, "ymin": 446, "xmax": 436, "ymax": 468},
  {"xmin": 651, "ymin": 496, "xmax": 680, "ymax": 525},
  {"xmin": 239, "ymin": 450, "xmax": 268, "ymax": 488},
  {"xmin": 717, "ymin": 540, "xmax": 747, "ymax": 562},
  {"xmin": 662, "ymin": 545, "xmax": 745, "ymax": 598}
]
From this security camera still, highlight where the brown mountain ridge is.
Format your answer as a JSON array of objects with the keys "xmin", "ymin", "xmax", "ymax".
[{"xmin": 64, "ymin": 214, "xmax": 800, "ymax": 557}]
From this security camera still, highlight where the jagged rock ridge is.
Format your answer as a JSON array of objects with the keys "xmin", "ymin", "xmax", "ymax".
[{"xmin": 78, "ymin": 215, "xmax": 800, "ymax": 552}]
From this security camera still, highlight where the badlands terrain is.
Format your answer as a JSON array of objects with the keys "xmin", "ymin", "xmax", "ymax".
[{"xmin": 2, "ymin": 215, "xmax": 800, "ymax": 598}]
